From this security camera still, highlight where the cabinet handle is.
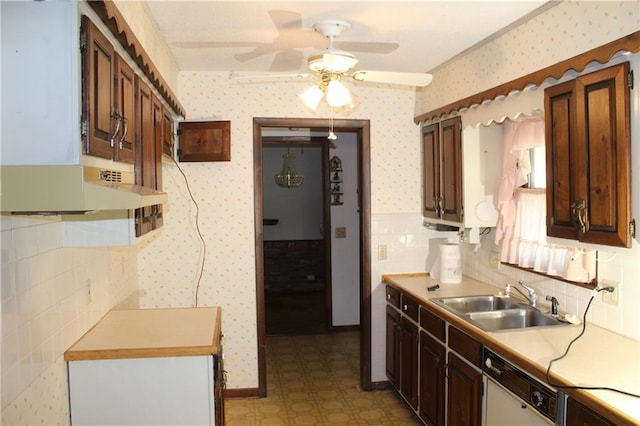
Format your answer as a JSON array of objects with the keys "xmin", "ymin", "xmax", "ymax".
[
  {"xmin": 119, "ymin": 117, "xmax": 128, "ymax": 148},
  {"xmin": 110, "ymin": 112, "xmax": 121, "ymax": 148},
  {"xmin": 387, "ymin": 294, "xmax": 391, "ymax": 300},
  {"xmin": 403, "ymin": 304, "xmax": 408, "ymax": 311},
  {"xmin": 571, "ymin": 199, "xmax": 588, "ymax": 233}
]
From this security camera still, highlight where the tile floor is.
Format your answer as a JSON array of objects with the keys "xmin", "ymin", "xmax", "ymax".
[{"xmin": 225, "ymin": 330, "xmax": 422, "ymax": 425}]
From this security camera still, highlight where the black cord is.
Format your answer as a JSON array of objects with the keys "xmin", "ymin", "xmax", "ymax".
[
  {"xmin": 545, "ymin": 287, "xmax": 640, "ymax": 398},
  {"xmin": 171, "ymin": 157, "xmax": 207, "ymax": 308}
]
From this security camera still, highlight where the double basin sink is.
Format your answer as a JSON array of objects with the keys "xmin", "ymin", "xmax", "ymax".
[{"xmin": 431, "ymin": 295, "xmax": 569, "ymax": 332}]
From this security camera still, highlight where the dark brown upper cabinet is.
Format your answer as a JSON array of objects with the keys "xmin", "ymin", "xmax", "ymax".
[
  {"xmin": 134, "ymin": 77, "xmax": 162, "ymax": 237},
  {"xmin": 162, "ymin": 107, "xmax": 175, "ymax": 158},
  {"xmin": 422, "ymin": 116, "xmax": 463, "ymax": 222},
  {"xmin": 113, "ymin": 54, "xmax": 136, "ymax": 163},
  {"xmin": 81, "ymin": 16, "xmax": 114, "ymax": 160},
  {"xmin": 81, "ymin": 17, "xmax": 135, "ymax": 164},
  {"xmin": 545, "ymin": 62, "xmax": 632, "ymax": 247},
  {"xmin": 178, "ymin": 121, "xmax": 231, "ymax": 162}
]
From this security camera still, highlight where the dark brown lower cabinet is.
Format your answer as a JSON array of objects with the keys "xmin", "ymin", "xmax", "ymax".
[
  {"xmin": 566, "ymin": 397, "xmax": 615, "ymax": 426},
  {"xmin": 385, "ymin": 305, "xmax": 401, "ymax": 389},
  {"xmin": 400, "ymin": 317, "xmax": 419, "ymax": 409},
  {"xmin": 419, "ymin": 331, "xmax": 445, "ymax": 426},
  {"xmin": 447, "ymin": 352, "xmax": 483, "ymax": 426}
]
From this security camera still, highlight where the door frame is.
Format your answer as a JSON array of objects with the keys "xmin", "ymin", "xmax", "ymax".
[{"xmin": 253, "ymin": 117, "xmax": 372, "ymax": 396}]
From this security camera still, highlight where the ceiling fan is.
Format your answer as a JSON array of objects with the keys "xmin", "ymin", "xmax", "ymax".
[
  {"xmin": 231, "ymin": 19, "xmax": 433, "ymax": 114},
  {"xmin": 304, "ymin": 20, "xmax": 433, "ymax": 88}
]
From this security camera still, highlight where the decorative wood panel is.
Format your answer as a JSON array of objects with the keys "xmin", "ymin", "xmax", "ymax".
[{"xmin": 178, "ymin": 121, "xmax": 231, "ymax": 162}]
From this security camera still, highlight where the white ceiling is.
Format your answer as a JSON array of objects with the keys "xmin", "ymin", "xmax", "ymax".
[{"xmin": 145, "ymin": 1, "xmax": 553, "ymax": 76}]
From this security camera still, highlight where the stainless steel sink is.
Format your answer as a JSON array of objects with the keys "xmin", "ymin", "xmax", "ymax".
[
  {"xmin": 432, "ymin": 295, "xmax": 523, "ymax": 314},
  {"xmin": 431, "ymin": 294, "xmax": 568, "ymax": 332},
  {"xmin": 467, "ymin": 309, "xmax": 562, "ymax": 331}
]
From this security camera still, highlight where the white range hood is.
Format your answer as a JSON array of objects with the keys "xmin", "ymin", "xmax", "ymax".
[{"xmin": 1, "ymin": 165, "xmax": 167, "ymax": 214}]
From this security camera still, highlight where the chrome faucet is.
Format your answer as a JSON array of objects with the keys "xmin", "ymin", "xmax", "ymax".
[{"xmin": 505, "ymin": 280, "xmax": 537, "ymax": 308}]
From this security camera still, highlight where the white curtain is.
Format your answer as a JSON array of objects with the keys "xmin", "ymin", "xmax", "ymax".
[
  {"xmin": 495, "ymin": 118, "xmax": 545, "ymax": 247},
  {"xmin": 495, "ymin": 120, "xmax": 595, "ymax": 283}
]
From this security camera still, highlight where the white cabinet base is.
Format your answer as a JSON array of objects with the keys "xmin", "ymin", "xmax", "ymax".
[{"xmin": 68, "ymin": 355, "xmax": 215, "ymax": 425}]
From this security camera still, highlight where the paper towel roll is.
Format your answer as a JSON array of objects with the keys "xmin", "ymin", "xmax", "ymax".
[{"xmin": 440, "ymin": 243, "xmax": 462, "ymax": 284}]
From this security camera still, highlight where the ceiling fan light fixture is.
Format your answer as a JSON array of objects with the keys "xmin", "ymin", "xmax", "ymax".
[
  {"xmin": 325, "ymin": 79, "xmax": 352, "ymax": 108},
  {"xmin": 308, "ymin": 51, "xmax": 358, "ymax": 73},
  {"xmin": 299, "ymin": 84, "xmax": 325, "ymax": 111}
]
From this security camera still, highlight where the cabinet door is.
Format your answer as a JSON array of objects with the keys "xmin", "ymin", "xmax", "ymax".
[
  {"xmin": 113, "ymin": 54, "xmax": 136, "ymax": 163},
  {"xmin": 447, "ymin": 352, "xmax": 482, "ymax": 426},
  {"xmin": 400, "ymin": 317, "xmax": 419, "ymax": 409},
  {"xmin": 162, "ymin": 107, "xmax": 175, "ymax": 158},
  {"xmin": 81, "ymin": 16, "xmax": 115, "ymax": 160},
  {"xmin": 385, "ymin": 306, "xmax": 401, "ymax": 389},
  {"xmin": 575, "ymin": 62, "xmax": 631, "ymax": 247},
  {"xmin": 545, "ymin": 62, "xmax": 631, "ymax": 247},
  {"xmin": 440, "ymin": 116, "xmax": 463, "ymax": 222},
  {"xmin": 135, "ymin": 77, "xmax": 159, "ymax": 237},
  {"xmin": 423, "ymin": 123, "xmax": 441, "ymax": 219},
  {"xmin": 545, "ymin": 79, "xmax": 580, "ymax": 240},
  {"xmin": 419, "ymin": 331, "xmax": 445, "ymax": 426},
  {"xmin": 566, "ymin": 397, "xmax": 614, "ymax": 426},
  {"xmin": 152, "ymin": 96, "xmax": 164, "ymax": 229}
]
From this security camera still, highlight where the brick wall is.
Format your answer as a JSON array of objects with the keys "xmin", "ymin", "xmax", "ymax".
[{"xmin": 264, "ymin": 240, "xmax": 325, "ymax": 292}]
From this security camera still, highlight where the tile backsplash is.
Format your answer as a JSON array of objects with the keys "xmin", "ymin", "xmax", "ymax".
[{"xmin": 1, "ymin": 214, "xmax": 138, "ymax": 424}]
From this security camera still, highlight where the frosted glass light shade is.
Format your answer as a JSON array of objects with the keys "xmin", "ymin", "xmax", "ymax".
[
  {"xmin": 298, "ymin": 85, "xmax": 325, "ymax": 111},
  {"xmin": 325, "ymin": 80, "xmax": 352, "ymax": 107}
]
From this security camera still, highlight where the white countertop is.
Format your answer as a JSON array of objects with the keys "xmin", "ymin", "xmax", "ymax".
[{"xmin": 383, "ymin": 274, "xmax": 640, "ymax": 424}]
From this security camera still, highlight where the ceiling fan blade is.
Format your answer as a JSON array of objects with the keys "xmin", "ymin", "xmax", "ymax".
[
  {"xmin": 270, "ymin": 50, "xmax": 304, "ymax": 72},
  {"xmin": 229, "ymin": 72, "xmax": 314, "ymax": 82},
  {"xmin": 351, "ymin": 70, "xmax": 433, "ymax": 87},
  {"xmin": 268, "ymin": 10, "xmax": 303, "ymax": 33},
  {"xmin": 172, "ymin": 41, "xmax": 264, "ymax": 49},
  {"xmin": 334, "ymin": 41, "xmax": 399, "ymax": 54}
]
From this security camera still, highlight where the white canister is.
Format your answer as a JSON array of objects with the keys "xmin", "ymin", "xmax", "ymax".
[{"xmin": 439, "ymin": 243, "xmax": 462, "ymax": 284}]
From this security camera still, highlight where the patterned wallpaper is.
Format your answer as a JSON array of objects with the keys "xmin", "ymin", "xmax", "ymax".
[
  {"xmin": 137, "ymin": 74, "xmax": 421, "ymax": 389},
  {"xmin": 416, "ymin": 1, "xmax": 640, "ymax": 114}
]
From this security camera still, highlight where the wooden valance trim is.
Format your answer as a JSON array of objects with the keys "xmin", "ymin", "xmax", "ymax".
[
  {"xmin": 88, "ymin": 0, "xmax": 186, "ymax": 118},
  {"xmin": 414, "ymin": 31, "xmax": 640, "ymax": 124}
]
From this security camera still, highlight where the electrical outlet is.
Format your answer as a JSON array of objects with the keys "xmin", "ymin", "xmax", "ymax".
[
  {"xmin": 489, "ymin": 251, "xmax": 501, "ymax": 271},
  {"xmin": 601, "ymin": 279, "xmax": 619, "ymax": 306},
  {"xmin": 378, "ymin": 244, "xmax": 387, "ymax": 261}
]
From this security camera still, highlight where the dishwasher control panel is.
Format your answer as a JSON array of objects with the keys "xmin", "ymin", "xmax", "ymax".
[{"xmin": 484, "ymin": 348, "xmax": 558, "ymax": 422}]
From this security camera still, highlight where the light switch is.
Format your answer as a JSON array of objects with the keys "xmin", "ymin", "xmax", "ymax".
[
  {"xmin": 378, "ymin": 245, "xmax": 387, "ymax": 260},
  {"xmin": 335, "ymin": 227, "xmax": 347, "ymax": 238}
]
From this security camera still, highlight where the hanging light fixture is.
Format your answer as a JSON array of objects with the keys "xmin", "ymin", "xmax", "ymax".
[
  {"xmin": 298, "ymin": 74, "xmax": 359, "ymax": 112},
  {"xmin": 274, "ymin": 146, "xmax": 304, "ymax": 188}
]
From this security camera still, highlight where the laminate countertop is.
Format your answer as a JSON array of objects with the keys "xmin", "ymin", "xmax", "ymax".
[
  {"xmin": 64, "ymin": 307, "xmax": 222, "ymax": 361},
  {"xmin": 383, "ymin": 273, "xmax": 640, "ymax": 425}
]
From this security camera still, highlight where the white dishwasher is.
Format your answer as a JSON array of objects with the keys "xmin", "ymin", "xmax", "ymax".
[{"xmin": 483, "ymin": 348, "xmax": 564, "ymax": 426}]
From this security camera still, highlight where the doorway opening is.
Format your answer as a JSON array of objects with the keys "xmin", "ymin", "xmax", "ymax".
[
  {"xmin": 262, "ymin": 136, "xmax": 330, "ymax": 335},
  {"xmin": 253, "ymin": 117, "xmax": 372, "ymax": 397}
]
